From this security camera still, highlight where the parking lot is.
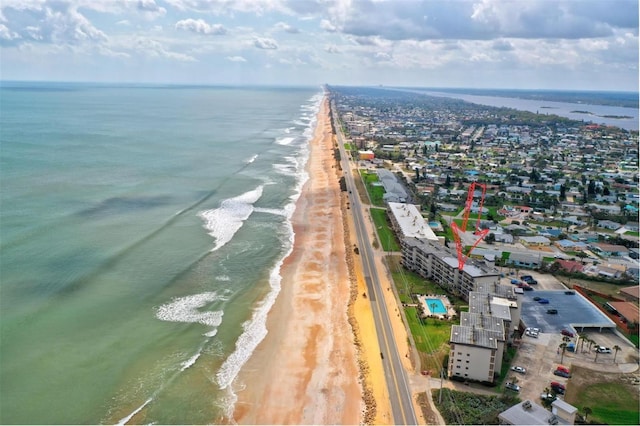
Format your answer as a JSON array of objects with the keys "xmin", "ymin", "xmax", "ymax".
[{"xmin": 520, "ymin": 289, "xmax": 616, "ymax": 334}]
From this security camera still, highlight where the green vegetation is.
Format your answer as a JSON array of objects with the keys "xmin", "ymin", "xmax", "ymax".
[
  {"xmin": 624, "ymin": 231, "xmax": 640, "ymax": 237},
  {"xmin": 433, "ymin": 389, "xmax": 519, "ymax": 425},
  {"xmin": 570, "ymin": 382, "xmax": 639, "ymax": 425},
  {"xmin": 370, "ymin": 208, "xmax": 401, "ymax": 252},
  {"xmin": 343, "ymin": 142, "xmax": 353, "ymax": 150},
  {"xmin": 359, "ymin": 170, "xmax": 386, "ymax": 206},
  {"xmin": 406, "ymin": 307, "xmax": 452, "ymax": 371}
]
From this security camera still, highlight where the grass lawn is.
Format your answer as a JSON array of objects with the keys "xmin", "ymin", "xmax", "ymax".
[
  {"xmin": 569, "ymin": 381, "xmax": 639, "ymax": 425},
  {"xmin": 370, "ymin": 208, "xmax": 400, "ymax": 252},
  {"xmin": 405, "ymin": 307, "xmax": 453, "ymax": 371},
  {"xmin": 624, "ymin": 230, "xmax": 640, "ymax": 236},
  {"xmin": 343, "ymin": 142, "xmax": 352, "ymax": 150},
  {"xmin": 360, "ymin": 171, "xmax": 386, "ymax": 206}
]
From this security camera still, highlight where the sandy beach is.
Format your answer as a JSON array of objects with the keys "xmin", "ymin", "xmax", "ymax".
[{"xmin": 231, "ymin": 96, "xmax": 367, "ymax": 424}]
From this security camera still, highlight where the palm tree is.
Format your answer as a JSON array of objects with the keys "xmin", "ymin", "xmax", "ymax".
[
  {"xmin": 613, "ymin": 345, "xmax": 622, "ymax": 363},
  {"xmin": 578, "ymin": 333, "xmax": 588, "ymax": 352},
  {"xmin": 559, "ymin": 343, "xmax": 568, "ymax": 364},
  {"xmin": 594, "ymin": 347, "xmax": 600, "ymax": 363},
  {"xmin": 583, "ymin": 407, "xmax": 592, "ymax": 422}
]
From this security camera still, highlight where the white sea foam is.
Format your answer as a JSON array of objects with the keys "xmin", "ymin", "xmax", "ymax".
[
  {"xmin": 117, "ymin": 398, "xmax": 153, "ymax": 425},
  {"xmin": 215, "ymin": 275, "xmax": 230, "ymax": 281},
  {"xmin": 156, "ymin": 292, "xmax": 224, "ymax": 333},
  {"xmin": 198, "ymin": 186, "xmax": 263, "ymax": 252},
  {"xmin": 245, "ymin": 154, "xmax": 258, "ymax": 164},
  {"xmin": 275, "ymin": 136, "xmax": 295, "ymax": 145},
  {"xmin": 180, "ymin": 352, "xmax": 201, "ymax": 371},
  {"xmin": 253, "ymin": 207, "xmax": 287, "ymax": 217},
  {"xmin": 215, "ymin": 92, "xmax": 319, "ymax": 396}
]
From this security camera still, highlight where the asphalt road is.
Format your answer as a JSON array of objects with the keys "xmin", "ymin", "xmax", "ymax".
[{"xmin": 331, "ymin": 101, "xmax": 417, "ymax": 425}]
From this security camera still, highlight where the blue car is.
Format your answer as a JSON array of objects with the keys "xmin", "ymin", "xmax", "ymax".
[
  {"xmin": 511, "ymin": 279, "xmax": 520, "ymax": 284},
  {"xmin": 537, "ymin": 298, "xmax": 549, "ymax": 304}
]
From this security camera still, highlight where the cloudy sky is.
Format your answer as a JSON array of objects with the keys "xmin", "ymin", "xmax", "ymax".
[{"xmin": 1, "ymin": 0, "xmax": 638, "ymax": 90}]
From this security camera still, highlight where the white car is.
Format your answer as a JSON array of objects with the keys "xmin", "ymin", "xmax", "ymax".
[
  {"xmin": 511, "ymin": 366, "xmax": 527, "ymax": 374},
  {"xmin": 596, "ymin": 346, "xmax": 612, "ymax": 354},
  {"xmin": 525, "ymin": 330, "xmax": 539, "ymax": 338}
]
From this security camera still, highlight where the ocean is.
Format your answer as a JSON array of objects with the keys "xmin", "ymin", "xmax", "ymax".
[{"xmin": 0, "ymin": 82, "xmax": 322, "ymax": 424}]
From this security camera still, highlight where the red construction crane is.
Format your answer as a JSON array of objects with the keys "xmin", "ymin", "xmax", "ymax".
[{"xmin": 451, "ymin": 182, "xmax": 490, "ymax": 270}]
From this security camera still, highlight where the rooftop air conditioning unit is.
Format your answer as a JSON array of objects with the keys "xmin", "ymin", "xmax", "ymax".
[{"xmin": 522, "ymin": 401, "xmax": 532, "ymax": 410}]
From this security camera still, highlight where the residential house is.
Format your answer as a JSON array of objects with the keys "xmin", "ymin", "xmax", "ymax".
[
  {"xmin": 554, "ymin": 259, "xmax": 584, "ymax": 273},
  {"xmin": 520, "ymin": 236, "xmax": 551, "ymax": 247},
  {"xmin": 590, "ymin": 243, "xmax": 630, "ymax": 257},
  {"xmin": 507, "ymin": 253, "xmax": 541, "ymax": 269},
  {"xmin": 597, "ymin": 219, "xmax": 622, "ymax": 230}
]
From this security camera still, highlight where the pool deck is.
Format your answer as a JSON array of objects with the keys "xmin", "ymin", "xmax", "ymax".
[{"xmin": 418, "ymin": 294, "xmax": 456, "ymax": 320}]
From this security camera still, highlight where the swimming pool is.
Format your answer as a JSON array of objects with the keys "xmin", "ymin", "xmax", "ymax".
[
  {"xmin": 429, "ymin": 222, "xmax": 440, "ymax": 228},
  {"xmin": 425, "ymin": 298, "xmax": 447, "ymax": 314}
]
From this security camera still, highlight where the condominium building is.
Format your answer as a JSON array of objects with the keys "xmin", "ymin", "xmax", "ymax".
[
  {"xmin": 448, "ymin": 324, "xmax": 502, "ymax": 383},
  {"xmin": 387, "ymin": 202, "xmax": 439, "ymax": 241},
  {"xmin": 401, "ymin": 237, "xmax": 500, "ymax": 300}
]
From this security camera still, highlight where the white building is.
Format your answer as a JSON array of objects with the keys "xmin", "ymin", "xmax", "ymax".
[{"xmin": 387, "ymin": 202, "xmax": 439, "ymax": 241}]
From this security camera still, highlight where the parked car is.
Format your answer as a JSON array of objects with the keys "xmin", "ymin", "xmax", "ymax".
[
  {"xmin": 547, "ymin": 309, "xmax": 558, "ymax": 314},
  {"xmin": 505, "ymin": 382, "xmax": 521, "ymax": 392},
  {"xmin": 596, "ymin": 346, "xmax": 612, "ymax": 354},
  {"xmin": 525, "ymin": 330, "xmax": 539, "ymax": 338},
  {"xmin": 537, "ymin": 298, "xmax": 550, "ymax": 304},
  {"xmin": 561, "ymin": 329, "xmax": 575, "ymax": 337},
  {"xmin": 533, "ymin": 296, "xmax": 541, "ymax": 301},
  {"xmin": 511, "ymin": 366, "xmax": 527, "ymax": 374},
  {"xmin": 554, "ymin": 369, "xmax": 571, "ymax": 378},
  {"xmin": 521, "ymin": 275, "xmax": 533, "ymax": 281},
  {"xmin": 550, "ymin": 382, "xmax": 566, "ymax": 394},
  {"xmin": 511, "ymin": 279, "xmax": 520, "ymax": 284},
  {"xmin": 556, "ymin": 365, "xmax": 570, "ymax": 373},
  {"xmin": 541, "ymin": 392, "xmax": 556, "ymax": 401}
]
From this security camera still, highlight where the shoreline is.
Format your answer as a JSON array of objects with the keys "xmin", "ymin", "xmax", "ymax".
[{"xmin": 230, "ymin": 96, "xmax": 365, "ymax": 424}]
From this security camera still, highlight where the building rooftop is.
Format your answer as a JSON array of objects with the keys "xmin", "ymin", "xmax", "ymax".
[
  {"xmin": 468, "ymin": 292, "xmax": 513, "ymax": 321},
  {"xmin": 459, "ymin": 312, "xmax": 505, "ymax": 338},
  {"xmin": 388, "ymin": 202, "xmax": 439, "ymax": 241},
  {"xmin": 499, "ymin": 400, "xmax": 569, "ymax": 425},
  {"xmin": 450, "ymin": 325, "xmax": 500, "ymax": 349}
]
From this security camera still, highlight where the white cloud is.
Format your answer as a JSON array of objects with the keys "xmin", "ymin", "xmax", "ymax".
[
  {"xmin": 134, "ymin": 37, "xmax": 197, "ymax": 61},
  {"xmin": 274, "ymin": 21, "xmax": 299, "ymax": 33},
  {"xmin": 227, "ymin": 55, "xmax": 247, "ymax": 62},
  {"xmin": 253, "ymin": 36, "xmax": 278, "ymax": 49},
  {"xmin": 175, "ymin": 19, "xmax": 227, "ymax": 35},
  {"xmin": 324, "ymin": 44, "xmax": 340, "ymax": 53}
]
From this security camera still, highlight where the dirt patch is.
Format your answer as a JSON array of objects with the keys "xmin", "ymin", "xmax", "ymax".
[{"xmin": 416, "ymin": 392, "xmax": 441, "ymax": 425}]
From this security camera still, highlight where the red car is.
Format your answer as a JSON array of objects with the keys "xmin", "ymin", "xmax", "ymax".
[
  {"xmin": 561, "ymin": 329, "xmax": 574, "ymax": 337},
  {"xmin": 556, "ymin": 365, "xmax": 570, "ymax": 374}
]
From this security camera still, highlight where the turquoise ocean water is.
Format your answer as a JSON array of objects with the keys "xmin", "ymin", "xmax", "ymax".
[{"xmin": 0, "ymin": 82, "xmax": 322, "ymax": 424}]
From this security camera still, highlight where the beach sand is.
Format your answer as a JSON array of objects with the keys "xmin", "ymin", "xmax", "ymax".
[{"xmin": 232, "ymin": 97, "xmax": 365, "ymax": 424}]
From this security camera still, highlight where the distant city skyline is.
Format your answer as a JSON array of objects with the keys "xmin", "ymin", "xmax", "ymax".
[{"xmin": 1, "ymin": 0, "xmax": 638, "ymax": 91}]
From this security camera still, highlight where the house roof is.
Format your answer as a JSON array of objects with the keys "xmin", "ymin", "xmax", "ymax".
[
  {"xmin": 592, "ymin": 243, "xmax": 629, "ymax": 252},
  {"xmin": 555, "ymin": 259, "xmax": 584, "ymax": 273},
  {"xmin": 620, "ymin": 285, "xmax": 639, "ymax": 300},
  {"xmin": 607, "ymin": 301, "xmax": 640, "ymax": 324},
  {"xmin": 499, "ymin": 400, "xmax": 569, "ymax": 425}
]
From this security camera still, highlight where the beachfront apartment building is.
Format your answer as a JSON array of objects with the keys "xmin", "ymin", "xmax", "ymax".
[
  {"xmin": 387, "ymin": 202, "xmax": 440, "ymax": 242},
  {"xmin": 448, "ymin": 325, "xmax": 501, "ymax": 383},
  {"xmin": 401, "ymin": 237, "xmax": 500, "ymax": 301}
]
